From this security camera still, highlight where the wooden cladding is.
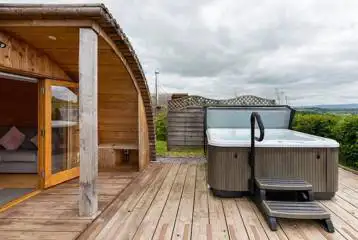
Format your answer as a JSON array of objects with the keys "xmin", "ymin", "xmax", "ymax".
[
  {"xmin": 0, "ymin": 31, "xmax": 70, "ymax": 80},
  {"xmin": 98, "ymin": 76, "xmax": 138, "ymax": 144},
  {"xmin": 0, "ymin": 78, "xmax": 37, "ymax": 127},
  {"xmin": 138, "ymin": 94, "xmax": 150, "ymax": 170}
]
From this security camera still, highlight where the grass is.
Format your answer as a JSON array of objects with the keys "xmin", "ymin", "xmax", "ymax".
[{"xmin": 156, "ymin": 140, "xmax": 204, "ymax": 157}]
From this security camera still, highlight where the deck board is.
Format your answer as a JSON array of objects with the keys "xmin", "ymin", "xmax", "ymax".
[
  {"xmin": 222, "ymin": 199, "xmax": 248, "ymax": 240},
  {"xmin": 1, "ymin": 161, "xmax": 358, "ymax": 239},
  {"xmin": 78, "ymin": 164, "xmax": 162, "ymax": 240},
  {"xmin": 191, "ymin": 163, "xmax": 209, "ymax": 240},
  {"xmin": 0, "ymin": 169, "xmax": 139, "ymax": 239},
  {"xmin": 102, "ymin": 164, "xmax": 171, "ymax": 239},
  {"xmin": 237, "ymin": 198, "xmax": 269, "ymax": 240},
  {"xmin": 133, "ymin": 164, "xmax": 180, "ymax": 240},
  {"xmin": 172, "ymin": 164, "xmax": 196, "ymax": 240},
  {"xmin": 152, "ymin": 164, "xmax": 189, "ymax": 240}
]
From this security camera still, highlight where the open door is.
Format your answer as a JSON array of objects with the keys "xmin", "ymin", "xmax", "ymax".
[{"xmin": 39, "ymin": 79, "xmax": 80, "ymax": 188}]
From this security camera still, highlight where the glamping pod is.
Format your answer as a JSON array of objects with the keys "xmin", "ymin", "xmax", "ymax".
[{"xmin": 0, "ymin": 4, "xmax": 154, "ymax": 215}]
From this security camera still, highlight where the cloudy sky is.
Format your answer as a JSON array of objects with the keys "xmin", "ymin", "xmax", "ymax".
[{"xmin": 5, "ymin": 0, "xmax": 358, "ymax": 105}]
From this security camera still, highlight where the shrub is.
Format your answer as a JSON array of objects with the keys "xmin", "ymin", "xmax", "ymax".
[
  {"xmin": 292, "ymin": 113, "xmax": 340, "ymax": 139},
  {"xmin": 155, "ymin": 111, "xmax": 167, "ymax": 141},
  {"xmin": 334, "ymin": 115, "xmax": 358, "ymax": 167},
  {"xmin": 293, "ymin": 112, "xmax": 358, "ymax": 169}
]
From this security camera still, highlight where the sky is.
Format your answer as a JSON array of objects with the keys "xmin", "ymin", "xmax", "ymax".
[{"xmin": 4, "ymin": 0, "xmax": 358, "ymax": 105}]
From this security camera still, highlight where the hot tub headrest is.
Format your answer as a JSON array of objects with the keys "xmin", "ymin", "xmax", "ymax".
[{"xmin": 205, "ymin": 106, "xmax": 295, "ymax": 129}]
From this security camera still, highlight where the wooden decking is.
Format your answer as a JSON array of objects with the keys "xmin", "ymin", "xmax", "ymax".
[
  {"xmin": 1, "ymin": 161, "xmax": 358, "ymax": 239},
  {"xmin": 0, "ymin": 170, "xmax": 139, "ymax": 239}
]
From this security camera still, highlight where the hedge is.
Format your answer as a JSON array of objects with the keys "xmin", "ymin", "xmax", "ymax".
[
  {"xmin": 292, "ymin": 113, "xmax": 341, "ymax": 139},
  {"xmin": 293, "ymin": 113, "xmax": 358, "ymax": 168},
  {"xmin": 155, "ymin": 111, "xmax": 167, "ymax": 141}
]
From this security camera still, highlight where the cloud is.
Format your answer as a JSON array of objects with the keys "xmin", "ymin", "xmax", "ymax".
[{"xmin": 3, "ymin": 0, "xmax": 358, "ymax": 105}]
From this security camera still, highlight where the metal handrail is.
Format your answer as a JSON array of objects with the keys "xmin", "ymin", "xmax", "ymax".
[{"xmin": 249, "ymin": 112, "xmax": 265, "ymax": 194}]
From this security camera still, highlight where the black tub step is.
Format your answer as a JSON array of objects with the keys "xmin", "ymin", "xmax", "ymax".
[
  {"xmin": 260, "ymin": 200, "xmax": 334, "ymax": 232},
  {"xmin": 255, "ymin": 178, "xmax": 312, "ymax": 191},
  {"xmin": 262, "ymin": 200, "xmax": 329, "ymax": 219}
]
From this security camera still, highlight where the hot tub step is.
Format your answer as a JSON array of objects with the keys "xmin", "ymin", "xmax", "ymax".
[
  {"xmin": 261, "ymin": 200, "xmax": 334, "ymax": 233},
  {"xmin": 255, "ymin": 178, "xmax": 312, "ymax": 191},
  {"xmin": 262, "ymin": 200, "xmax": 329, "ymax": 219}
]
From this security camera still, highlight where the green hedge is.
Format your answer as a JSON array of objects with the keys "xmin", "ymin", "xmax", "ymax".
[
  {"xmin": 292, "ymin": 113, "xmax": 341, "ymax": 139},
  {"xmin": 155, "ymin": 111, "xmax": 167, "ymax": 141},
  {"xmin": 293, "ymin": 113, "xmax": 358, "ymax": 168},
  {"xmin": 334, "ymin": 115, "xmax": 358, "ymax": 168}
]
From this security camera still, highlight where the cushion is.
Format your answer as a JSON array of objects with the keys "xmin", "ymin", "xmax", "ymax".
[
  {"xmin": 17, "ymin": 128, "xmax": 38, "ymax": 150},
  {"xmin": 30, "ymin": 135, "xmax": 38, "ymax": 147},
  {"xmin": 20, "ymin": 139, "xmax": 37, "ymax": 150},
  {"xmin": 0, "ymin": 126, "xmax": 25, "ymax": 150}
]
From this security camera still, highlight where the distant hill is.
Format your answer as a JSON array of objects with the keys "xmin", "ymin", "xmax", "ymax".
[
  {"xmin": 314, "ymin": 104, "xmax": 358, "ymax": 109},
  {"xmin": 298, "ymin": 103, "xmax": 358, "ymax": 109}
]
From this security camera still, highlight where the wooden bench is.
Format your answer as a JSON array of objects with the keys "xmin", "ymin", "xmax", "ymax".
[{"xmin": 98, "ymin": 143, "xmax": 138, "ymax": 170}]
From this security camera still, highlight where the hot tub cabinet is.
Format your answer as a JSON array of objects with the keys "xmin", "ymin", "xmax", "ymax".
[
  {"xmin": 204, "ymin": 106, "xmax": 339, "ymax": 201},
  {"xmin": 207, "ymin": 145, "xmax": 338, "ymax": 199},
  {"xmin": 205, "ymin": 106, "xmax": 338, "ymax": 232}
]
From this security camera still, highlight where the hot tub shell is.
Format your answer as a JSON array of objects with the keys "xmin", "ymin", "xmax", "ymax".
[
  {"xmin": 207, "ymin": 145, "xmax": 338, "ymax": 199},
  {"xmin": 205, "ymin": 106, "xmax": 339, "ymax": 200}
]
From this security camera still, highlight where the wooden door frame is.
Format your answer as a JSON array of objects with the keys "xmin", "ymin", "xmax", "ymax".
[{"xmin": 38, "ymin": 79, "xmax": 79, "ymax": 189}]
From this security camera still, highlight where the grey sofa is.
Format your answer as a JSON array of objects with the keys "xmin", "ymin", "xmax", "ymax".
[
  {"xmin": 0, "ymin": 127, "xmax": 38, "ymax": 173},
  {"xmin": 0, "ymin": 126, "xmax": 67, "ymax": 174}
]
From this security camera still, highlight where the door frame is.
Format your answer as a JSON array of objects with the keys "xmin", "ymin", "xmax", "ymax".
[{"xmin": 38, "ymin": 79, "xmax": 80, "ymax": 189}]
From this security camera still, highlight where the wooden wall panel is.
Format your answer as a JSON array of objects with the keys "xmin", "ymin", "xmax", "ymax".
[
  {"xmin": 138, "ymin": 94, "xmax": 150, "ymax": 170},
  {"xmin": 0, "ymin": 31, "xmax": 70, "ymax": 80},
  {"xmin": 98, "ymin": 66, "xmax": 138, "ymax": 144},
  {"xmin": 0, "ymin": 78, "xmax": 37, "ymax": 127}
]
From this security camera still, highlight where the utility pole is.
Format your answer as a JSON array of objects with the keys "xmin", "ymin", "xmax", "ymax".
[
  {"xmin": 154, "ymin": 70, "xmax": 159, "ymax": 115},
  {"xmin": 280, "ymin": 91, "xmax": 285, "ymax": 105},
  {"xmin": 275, "ymin": 88, "xmax": 281, "ymax": 104}
]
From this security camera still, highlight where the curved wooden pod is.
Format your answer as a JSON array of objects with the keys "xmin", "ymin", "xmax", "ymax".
[{"xmin": 0, "ymin": 4, "xmax": 155, "ymax": 165}]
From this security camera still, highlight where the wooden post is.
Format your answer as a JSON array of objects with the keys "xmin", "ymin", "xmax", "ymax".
[{"xmin": 79, "ymin": 28, "xmax": 98, "ymax": 217}]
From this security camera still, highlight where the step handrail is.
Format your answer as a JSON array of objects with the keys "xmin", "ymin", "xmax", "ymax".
[{"xmin": 250, "ymin": 112, "xmax": 265, "ymax": 194}]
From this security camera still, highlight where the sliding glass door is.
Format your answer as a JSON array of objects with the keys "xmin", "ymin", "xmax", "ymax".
[{"xmin": 40, "ymin": 80, "xmax": 79, "ymax": 188}]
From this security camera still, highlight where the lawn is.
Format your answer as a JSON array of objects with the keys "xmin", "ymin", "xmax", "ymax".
[{"xmin": 156, "ymin": 140, "xmax": 204, "ymax": 157}]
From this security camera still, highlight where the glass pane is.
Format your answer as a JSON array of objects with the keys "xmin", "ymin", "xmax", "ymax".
[{"xmin": 51, "ymin": 86, "xmax": 79, "ymax": 174}]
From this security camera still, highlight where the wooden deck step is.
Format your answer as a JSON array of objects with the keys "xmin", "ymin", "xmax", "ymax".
[
  {"xmin": 255, "ymin": 178, "xmax": 312, "ymax": 191},
  {"xmin": 262, "ymin": 201, "xmax": 330, "ymax": 219}
]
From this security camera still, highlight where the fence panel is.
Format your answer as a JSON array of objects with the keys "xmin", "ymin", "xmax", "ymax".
[{"xmin": 166, "ymin": 95, "xmax": 276, "ymax": 150}]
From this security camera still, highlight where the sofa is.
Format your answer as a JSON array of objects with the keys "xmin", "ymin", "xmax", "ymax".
[
  {"xmin": 0, "ymin": 127, "xmax": 64, "ymax": 174},
  {"xmin": 0, "ymin": 127, "xmax": 38, "ymax": 173}
]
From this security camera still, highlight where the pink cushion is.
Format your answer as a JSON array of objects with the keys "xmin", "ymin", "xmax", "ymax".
[
  {"xmin": 30, "ymin": 134, "xmax": 38, "ymax": 147},
  {"xmin": 0, "ymin": 126, "xmax": 26, "ymax": 150}
]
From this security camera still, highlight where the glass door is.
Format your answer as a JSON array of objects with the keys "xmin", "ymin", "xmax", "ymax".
[{"xmin": 40, "ymin": 80, "xmax": 80, "ymax": 188}]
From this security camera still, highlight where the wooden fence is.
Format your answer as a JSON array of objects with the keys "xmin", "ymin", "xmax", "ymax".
[
  {"xmin": 167, "ymin": 106, "xmax": 204, "ymax": 150},
  {"xmin": 166, "ymin": 95, "xmax": 276, "ymax": 150}
]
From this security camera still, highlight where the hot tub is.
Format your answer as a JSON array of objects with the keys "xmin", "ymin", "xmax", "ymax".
[{"xmin": 205, "ymin": 106, "xmax": 339, "ymax": 200}]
